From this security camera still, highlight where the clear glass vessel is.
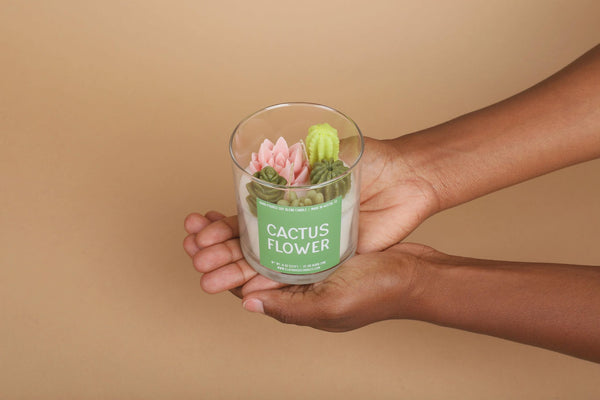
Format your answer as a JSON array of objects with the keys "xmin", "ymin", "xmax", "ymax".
[{"xmin": 229, "ymin": 103, "xmax": 364, "ymax": 284}]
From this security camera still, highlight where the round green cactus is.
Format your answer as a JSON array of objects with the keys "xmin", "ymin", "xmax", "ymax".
[
  {"xmin": 305, "ymin": 123, "xmax": 339, "ymax": 166},
  {"xmin": 246, "ymin": 166, "xmax": 287, "ymax": 215},
  {"xmin": 310, "ymin": 159, "xmax": 351, "ymax": 201}
]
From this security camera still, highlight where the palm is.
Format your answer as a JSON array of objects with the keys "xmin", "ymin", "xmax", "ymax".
[{"xmin": 242, "ymin": 242, "xmax": 431, "ymax": 331}]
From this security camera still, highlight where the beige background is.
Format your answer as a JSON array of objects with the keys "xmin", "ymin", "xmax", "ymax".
[{"xmin": 2, "ymin": 1, "xmax": 600, "ymax": 398}]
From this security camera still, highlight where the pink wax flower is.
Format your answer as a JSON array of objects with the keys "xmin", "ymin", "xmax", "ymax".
[{"xmin": 248, "ymin": 137, "xmax": 310, "ymax": 186}]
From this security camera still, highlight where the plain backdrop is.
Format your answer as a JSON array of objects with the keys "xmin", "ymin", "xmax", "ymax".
[{"xmin": 2, "ymin": 1, "xmax": 599, "ymax": 398}]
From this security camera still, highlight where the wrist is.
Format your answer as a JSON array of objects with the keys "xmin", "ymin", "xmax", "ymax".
[
  {"xmin": 388, "ymin": 133, "xmax": 447, "ymax": 215},
  {"xmin": 389, "ymin": 116, "xmax": 510, "ymax": 213},
  {"xmin": 384, "ymin": 243, "xmax": 450, "ymax": 321},
  {"xmin": 389, "ymin": 44, "xmax": 600, "ymax": 214}
]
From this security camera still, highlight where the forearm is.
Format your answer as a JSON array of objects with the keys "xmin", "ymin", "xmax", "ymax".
[
  {"xmin": 407, "ymin": 253, "xmax": 600, "ymax": 362},
  {"xmin": 396, "ymin": 44, "xmax": 600, "ymax": 212}
]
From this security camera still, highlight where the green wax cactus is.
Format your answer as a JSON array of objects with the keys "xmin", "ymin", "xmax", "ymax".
[
  {"xmin": 306, "ymin": 123, "xmax": 339, "ymax": 166},
  {"xmin": 246, "ymin": 166, "xmax": 287, "ymax": 216},
  {"xmin": 310, "ymin": 159, "xmax": 351, "ymax": 201}
]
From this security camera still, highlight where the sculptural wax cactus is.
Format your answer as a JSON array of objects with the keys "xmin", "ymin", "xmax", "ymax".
[
  {"xmin": 305, "ymin": 123, "xmax": 339, "ymax": 166},
  {"xmin": 310, "ymin": 159, "xmax": 351, "ymax": 201},
  {"xmin": 246, "ymin": 166, "xmax": 287, "ymax": 215}
]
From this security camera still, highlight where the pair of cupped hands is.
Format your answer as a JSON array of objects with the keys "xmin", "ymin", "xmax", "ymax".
[{"xmin": 183, "ymin": 137, "xmax": 440, "ymax": 332}]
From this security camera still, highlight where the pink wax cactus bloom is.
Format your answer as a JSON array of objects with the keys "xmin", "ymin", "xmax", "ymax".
[{"xmin": 248, "ymin": 137, "xmax": 310, "ymax": 186}]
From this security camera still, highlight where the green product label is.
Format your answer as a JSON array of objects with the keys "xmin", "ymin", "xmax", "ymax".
[{"xmin": 257, "ymin": 197, "xmax": 342, "ymax": 275}]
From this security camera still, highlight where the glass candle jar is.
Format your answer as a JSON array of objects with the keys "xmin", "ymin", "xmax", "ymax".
[{"xmin": 229, "ymin": 103, "xmax": 364, "ymax": 284}]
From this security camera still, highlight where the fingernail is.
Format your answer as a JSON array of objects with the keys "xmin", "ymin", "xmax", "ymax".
[{"xmin": 243, "ymin": 298, "xmax": 264, "ymax": 314}]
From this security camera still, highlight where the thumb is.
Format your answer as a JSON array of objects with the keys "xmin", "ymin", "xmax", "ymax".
[
  {"xmin": 242, "ymin": 287, "xmax": 330, "ymax": 328},
  {"xmin": 357, "ymin": 212, "xmax": 404, "ymax": 253}
]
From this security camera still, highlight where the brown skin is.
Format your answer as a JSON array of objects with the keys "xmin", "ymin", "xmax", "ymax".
[
  {"xmin": 401, "ymin": 43, "xmax": 600, "ymax": 210},
  {"xmin": 417, "ymin": 254, "xmax": 600, "ymax": 364},
  {"xmin": 183, "ymin": 44, "xmax": 600, "ymax": 363},
  {"xmin": 183, "ymin": 135, "xmax": 440, "ymax": 294}
]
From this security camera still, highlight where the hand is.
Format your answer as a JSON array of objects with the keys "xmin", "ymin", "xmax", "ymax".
[
  {"xmin": 356, "ymin": 137, "xmax": 438, "ymax": 253},
  {"xmin": 185, "ymin": 213, "xmax": 430, "ymax": 330},
  {"xmin": 183, "ymin": 211, "xmax": 289, "ymax": 295},
  {"xmin": 240, "ymin": 243, "xmax": 431, "ymax": 331},
  {"xmin": 183, "ymin": 137, "xmax": 438, "ymax": 295}
]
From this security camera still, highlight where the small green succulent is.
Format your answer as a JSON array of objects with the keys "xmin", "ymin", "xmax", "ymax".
[
  {"xmin": 277, "ymin": 190, "xmax": 325, "ymax": 207},
  {"xmin": 246, "ymin": 166, "xmax": 287, "ymax": 216}
]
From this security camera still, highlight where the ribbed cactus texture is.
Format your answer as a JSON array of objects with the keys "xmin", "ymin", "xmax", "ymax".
[
  {"xmin": 310, "ymin": 159, "xmax": 351, "ymax": 201},
  {"xmin": 305, "ymin": 123, "xmax": 339, "ymax": 166}
]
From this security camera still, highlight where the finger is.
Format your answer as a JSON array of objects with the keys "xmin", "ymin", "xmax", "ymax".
[
  {"xmin": 240, "ymin": 274, "xmax": 289, "ymax": 297},
  {"xmin": 195, "ymin": 215, "xmax": 240, "ymax": 248},
  {"xmin": 183, "ymin": 234, "xmax": 200, "ymax": 257},
  {"xmin": 184, "ymin": 213, "xmax": 212, "ymax": 234},
  {"xmin": 230, "ymin": 274, "xmax": 288, "ymax": 299},
  {"xmin": 193, "ymin": 238, "xmax": 243, "ymax": 273},
  {"xmin": 206, "ymin": 210, "xmax": 226, "ymax": 222},
  {"xmin": 199, "ymin": 259, "xmax": 258, "ymax": 294}
]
